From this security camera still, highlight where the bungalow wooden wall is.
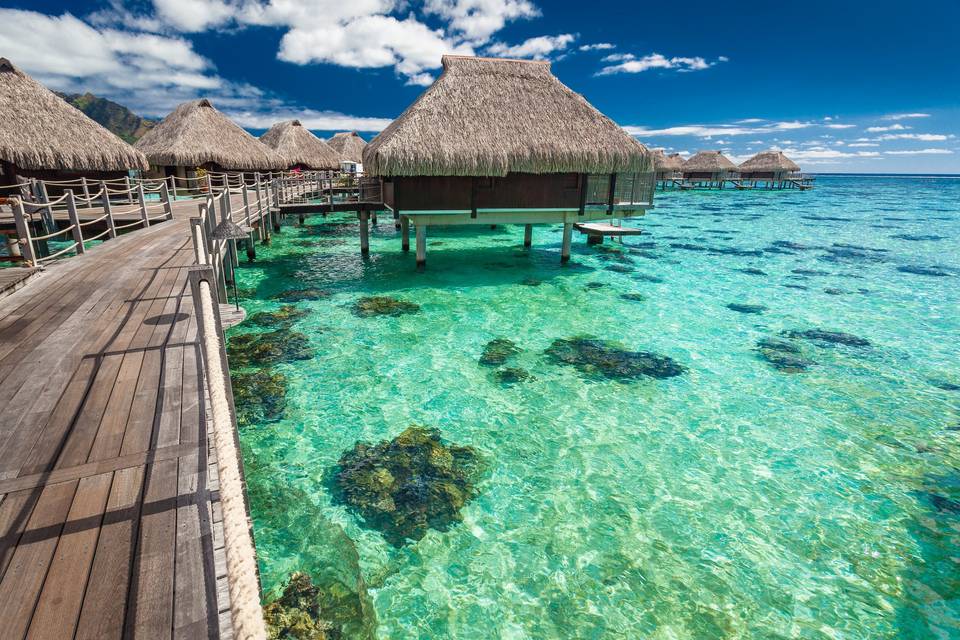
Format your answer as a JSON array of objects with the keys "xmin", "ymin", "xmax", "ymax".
[{"xmin": 387, "ymin": 173, "xmax": 584, "ymax": 211}]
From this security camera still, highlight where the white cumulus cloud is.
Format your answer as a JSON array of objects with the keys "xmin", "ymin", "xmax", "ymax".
[
  {"xmin": 883, "ymin": 148, "xmax": 953, "ymax": 155},
  {"xmin": 486, "ymin": 33, "xmax": 576, "ymax": 59},
  {"xmin": 597, "ymin": 53, "xmax": 723, "ymax": 75}
]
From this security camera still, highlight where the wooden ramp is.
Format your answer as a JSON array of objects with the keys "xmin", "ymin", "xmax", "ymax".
[
  {"xmin": 574, "ymin": 222, "xmax": 645, "ymax": 237},
  {"xmin": 0, "ymin": 268, "xmax": 39, "ymax": 300},
  {"xmin": 0, "ymin": 198, "xmax": 242, "ymax": 639}
]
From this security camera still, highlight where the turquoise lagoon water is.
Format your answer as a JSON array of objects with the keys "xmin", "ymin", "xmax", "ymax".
[{"xmin": 230, "ymin": 176, "xmax": 960, "ymax": 639}]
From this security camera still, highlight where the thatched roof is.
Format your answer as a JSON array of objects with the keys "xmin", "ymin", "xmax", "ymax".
[
  {"xmin": 653, "ymin": 149, "xmax": 683, "ymax": 171},
  {"xmin": 260, "ymin": 120, "xmax": 340, "ymax": 170},
  {"xmin": 682, "ymin": 150, "xmax": 737, "ymax": 172},
  {"xmin": 739, "ymin": 150, "xmax": 800, "ymax": 172},
  {"xmin": 134, "ymin": 99, "xmax": 286, "ymax": 170},
  {"xmin": 328, "ymin": 132, "xmax": 366, "ymax": 163},
  {"xmin": 0, "ymin": 58, "xmax": 148, "ymax": 172},
  {"xmin": 364, "ymin": 55, "xmax": 651, "ymax": 177}
]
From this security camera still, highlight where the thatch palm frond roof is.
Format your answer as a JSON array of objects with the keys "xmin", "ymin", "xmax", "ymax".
[
  {"xmin": 328, "ymin": 132, "xmax": 366, "ymax": 163},
  {"xmin": 134, "ymin": 99, "xmax": 286, "ymax": 170},
  {"xmin": 653, "ymin": 149, "xmax": 683, "ymax": 171},
  {"xmin": 739, "ymin": 150, "xmax": 800, "ymax": 172},
  {"xmin": 0, "ymin": 58, "xmax": 148, "ymax": 172},
  {"xmin": 364, "ymin": 55, "xmax": 651, "ymax": 177},
  {"xmin": 682, "ymin": 150, "xmax": 737, "ymax": 172},
  {"xmin": 260, "ymin": 120, "xmax": 340, "ymax": 170}
]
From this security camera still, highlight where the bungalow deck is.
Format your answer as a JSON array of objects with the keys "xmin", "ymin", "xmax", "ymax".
[{"xmin": 0, "ymin": 195, "xmax": 253, "ymax": 639}]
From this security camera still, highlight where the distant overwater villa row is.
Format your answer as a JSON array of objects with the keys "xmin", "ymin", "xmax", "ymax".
[{"xmin": 1, "ymin": 50, "xmax": 957, "ymax": 640}]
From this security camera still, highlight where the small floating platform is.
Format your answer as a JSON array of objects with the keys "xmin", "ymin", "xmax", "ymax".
[
  {"xmin": 574, "ymin": 223, "xmax": 644, "ymax": 237},
  {"xmin": 220, "ymin": 304, "xmax": 246, "ymax": 328}
]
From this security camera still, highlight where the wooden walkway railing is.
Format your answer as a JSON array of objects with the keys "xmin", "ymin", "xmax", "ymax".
[{"xmin": 0, "ymin": 170, "xmax": 350, "ymax": 269}]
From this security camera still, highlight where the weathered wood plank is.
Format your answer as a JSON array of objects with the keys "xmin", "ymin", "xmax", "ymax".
[
  {"xmin": 74, "ymin": 465, "xmax": 144, "ymax": 640},
  {"xmin": 0, "ymin": 480, "xmax": 78, "ymax": 640},
  {"xmin": 26, "ymin": 472, "xmax": 113, "ymax": 640},
  {"xmin": 126, "ymin": 458, "xmax": 179, "ymax": 639}
]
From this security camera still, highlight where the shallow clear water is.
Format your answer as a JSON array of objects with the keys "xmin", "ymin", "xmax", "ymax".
[{"xmin": 231, "ymin": 176, "xmax": 960, "ymax": 639}]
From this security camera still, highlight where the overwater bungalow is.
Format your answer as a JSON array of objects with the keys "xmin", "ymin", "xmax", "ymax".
[
  {"xmin": 0, "ymin": 57, "xmax": 148, "ymax": 191},
  {"xmin": 364, "ymin": 55, "xmax": 654, "ymax": 266},
  {"xmin": 653, "ymin": 149, "xmax": 684, "ymax": 188},
  {"xmin": 259, "ymin": 120, "xmax": 341, "ymax": 172},
  {"xmin": 134, "ymin": 98, "xmax": 285, "ymax": 186},
  {"xmin": 328, "ymin": 131, "xmax": 366, "ymax": 174},
  {"xmin": 738, "ymin": 150, "xmax": 811, "ymax": 189},
  {"xmin": 680, "ymin": 150, "xmax": 738, "ymax": 189}
]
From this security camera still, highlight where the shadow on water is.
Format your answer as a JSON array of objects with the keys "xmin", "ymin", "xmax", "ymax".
[{"xmin": 237, "ymin": 220, "xmax": 598, "ymax": 296}]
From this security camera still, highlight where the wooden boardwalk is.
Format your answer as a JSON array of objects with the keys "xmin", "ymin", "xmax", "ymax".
[{"xmin": 0, "ymin": 196, "xmax": 244, "ymax": 639}]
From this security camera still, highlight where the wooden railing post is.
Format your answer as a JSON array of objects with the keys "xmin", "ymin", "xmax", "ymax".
[
  {"xmin": 161, "ymin": 181, "xmax": 174, "ymax": 220},
  {"xmin": 169, "ymin": 175, "xmax": 178, "ymax": 200},
  {"xmin": 125, "ymin": 176, "xmax": 134, "ymax": 204},
  {"xmin": 37, "ymin": 180, "xmax": 56, "ymax": 235},
  {"xmin": 255, "ymin": 175, "xmax": 269, "ymax": 244},
  {"xmin": 100, "ymin": 181, "xmax": 117, "ymax": 239},
  {"xmin": 81, "ymin": 177, "xmax": 92, "ymax": 209},
  {"xmin": 12, "ymin": 199, "xmax": 36, "ymax": 265},
  {"xmin": 241, "ymin": 185, "xmax": 251, "ymax": 228},
  {"xmin": 138, "ymin": 183, "xmax": 150, "ymax": 227},
  {"xmin": 65, "ymin": 190, "xmax": 85, "ymax": 254}
]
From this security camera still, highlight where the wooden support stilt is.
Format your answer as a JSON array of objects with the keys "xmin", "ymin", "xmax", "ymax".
[
  {"xmin": 401, "ymin": 216, "xmax": 410, "ymax": 252},
  {"xmin": 359, "ymin": 210, "xmax": 370, "ymax": 256},
  {"xmin": 560, "ymin": 222, "xmax": 572, "ymax": 263},
  {"xmin": 415, "ymin": 224, "xmax": 426, "ymax": 268},
  {"xmin": 246, "ymin": 232, "xmax": 256, "ymax": 262},
  {"xmin": 523, "ymin": 224, "xmax": 532, "ymax": 248},
  {"xmin": 298, "ymin": 212, "xmax": 305, "ymax": 225}
]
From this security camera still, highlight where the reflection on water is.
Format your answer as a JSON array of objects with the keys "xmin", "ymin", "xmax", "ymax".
[{"xmin": 231, "ymin": 176, "xmax": 960, "ymax": 639}]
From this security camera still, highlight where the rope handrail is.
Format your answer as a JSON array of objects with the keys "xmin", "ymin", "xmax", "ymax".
[
  {"xmin": 35, "ymin": 241, "xmax": 80, "ymax": 262},
  {"xmin": 84, "ymin": 227, "xmax": 112, "ymax": 242},
  {"xmin": 104, "ymin": 185, "xmax": 139, "ymax": 196},
  {"xmin": 27, "ymin": 192, "xmax": 71, "ymax": 208},
  {"xmin": 78, "ymin": 212, "xmax": 110, "ymax": 227},
  {"xmin": 113, "ymin": 219, "xmax": 145, "ymax": 231},
  {"xmin": 73, "ymin": 187, "xmax": 107, "ymax": 203},
  {"xmin": 30, "ymin": 224, "xmax": 76, "ymax": 242},
  {"xmin": 190, "ymin": 274, "xmax": 268, "ymax": 640},
  {"xmin": 108, "ymin": 205, "xmax": 144, "ymax": 217}
]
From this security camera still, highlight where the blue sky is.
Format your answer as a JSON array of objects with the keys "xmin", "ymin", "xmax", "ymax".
[{"xmin": 1, "ymin": 0, "xmax": 958, "ymax": 172}]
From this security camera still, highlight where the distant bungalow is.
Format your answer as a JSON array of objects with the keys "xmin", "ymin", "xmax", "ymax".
[
  {"xmin": 260, "ymin": 120, "xmax": 340, "ymax": 171},
  {"xmin": 738, "ymin": 150, "xmax": 809, "ymax": 189},
  {"xmin": 364, "ymin": 55, "xmax": 653, "ymax": 266},
  {"xmin": 681, "ymin": 150, "xmax": 738, "ymax": 188},
  {"xmin": 0, "ymin": 57, "xmax": 147, "ymax": 189},
  {"xmin": 328, "ymin": 131, "xmax": 366, "ymax": 174},
  {"xmin": 653, "ymin": 149, "xmax": 683, "ymax": 187},
  {"xmin": 135, "ymin": 99, "xmax": 285, "ymax": 185}
]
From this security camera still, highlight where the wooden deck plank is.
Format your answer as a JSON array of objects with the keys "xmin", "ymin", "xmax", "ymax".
[
  {"xmin": 74, "ymin": 465, "xmax": 145, "ymax": 640},
  {"xmin": 25, "ymin": 472, "xmax": 113, "ymax": 640},
  {"xmin": 0, "ymin": 480, "xmax": 78, "ymax": 640},
  {"xmin": 126, "ymin": 458, "xmax": 179, "ymax": 639}
]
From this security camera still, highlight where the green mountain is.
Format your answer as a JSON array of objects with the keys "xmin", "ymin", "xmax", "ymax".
[{"xmin": 56, "ymin": 92, "xmax": 157, "ymax": 143}]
